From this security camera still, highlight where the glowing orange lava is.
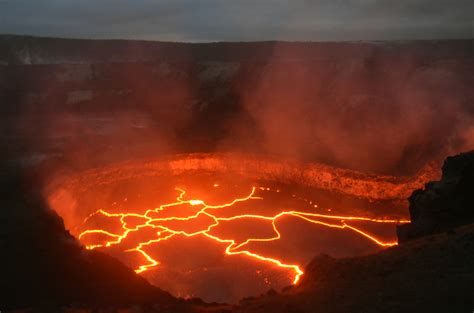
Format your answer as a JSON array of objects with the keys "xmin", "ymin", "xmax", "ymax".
[{"xmin": 78, "ymin": 186, "xmax": 409, "ymax": 285}]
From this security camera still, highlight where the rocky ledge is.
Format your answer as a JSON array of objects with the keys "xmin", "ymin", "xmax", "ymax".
[{"xmin": 398, "ymin": 150, "xmax": 474, "ymax": 242}]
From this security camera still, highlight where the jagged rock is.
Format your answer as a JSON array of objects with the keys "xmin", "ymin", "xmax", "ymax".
[
  {"xmin": 0, "ymin": 166, "xmax": 178, "ymax": 311},
  {"xmin": 234, "ymin": 225, "xmax": 474, "ymax": 313},
  {"xmin": 398, "ymin": 150, "xmax": 474, "ymax": 242}
]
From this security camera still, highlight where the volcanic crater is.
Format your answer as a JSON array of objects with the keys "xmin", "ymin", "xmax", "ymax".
[{"xmin": 45, "ymin": 153, "xmax": 438, "ymax": 303}]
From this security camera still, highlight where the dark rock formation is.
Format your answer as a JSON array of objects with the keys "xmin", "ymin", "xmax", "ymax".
[
  {"xmin": 234, "ymin": 225, "xmax": 474, "ymax": 313},
  {"xmin": 398, "ymin": 150, "xmax": 474, "ymax": 242},
  {"xmin": 0, "ymin": 165, "xmax": 185, "ymax": 311}
]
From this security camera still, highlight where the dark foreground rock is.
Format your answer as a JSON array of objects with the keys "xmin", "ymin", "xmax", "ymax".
[
  {"xmin": 0, "ymin": 166, "xmax": 185, "ymax": 312},
  {"xmin": 398, "ymin": 150, "xmax": 474, "ymax": 242},
  {"xmin": 234, "ymin": 225, "xmax": 474, "ymax": 313}
]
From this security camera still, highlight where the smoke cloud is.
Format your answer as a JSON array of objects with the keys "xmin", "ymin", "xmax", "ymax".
[
  {"xmin": 219, "ymin": 42, "xmax": 474, "ymax": 174},
  {"xmin": 2, "ymin": 39, "xmax": 473, "ymax": 175}
]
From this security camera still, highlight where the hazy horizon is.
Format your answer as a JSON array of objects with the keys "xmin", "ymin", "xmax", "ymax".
[
  {"xmin": 1, "ymin": 32, "xmax": 473, "ymax": 44},
  {"xmin": 0, "ymin": 1, "xmax": 472, "ymax": 42}
]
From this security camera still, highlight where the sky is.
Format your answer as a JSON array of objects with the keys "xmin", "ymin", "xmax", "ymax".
[{"xmin": 0, "ymin": 0, "xmax": 472, "ymax": 42}]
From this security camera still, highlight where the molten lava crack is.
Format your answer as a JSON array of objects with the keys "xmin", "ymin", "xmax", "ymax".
[{"xmin": 78, "ymin": 186, "xmax": 409, "ymax": 285}]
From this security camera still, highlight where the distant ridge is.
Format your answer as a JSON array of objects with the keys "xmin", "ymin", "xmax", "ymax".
[{"xmin": 0, "ymin": 34, "xmax": 472, "ymax": 65}]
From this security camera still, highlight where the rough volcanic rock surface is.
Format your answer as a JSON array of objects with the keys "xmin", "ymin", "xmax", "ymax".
[
  {"xmin": 0, "ymin": 165, "xmax": 190, "ymax": 311},
  {"xmin": 398, "ymin": 150, "xmax": 474, "ymax": 242},
  {"xmin": 234, "ymin": 226, "xmax": 474, "ymax": 313}
]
